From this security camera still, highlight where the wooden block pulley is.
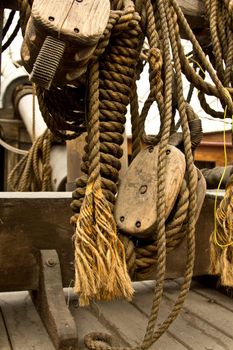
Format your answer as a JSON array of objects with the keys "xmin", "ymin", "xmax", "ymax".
[
  {"xmin": 114, "ymin": 145, "xmax": 186, "ymax": 239},
  {"xmin": 21, "ymin": 0, "xmax": 111, "ymax": 88}
]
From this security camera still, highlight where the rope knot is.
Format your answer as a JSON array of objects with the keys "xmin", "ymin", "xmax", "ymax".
[{"xmin": 148, "ymin": 48, "xmax": 163, "ymax": 72}]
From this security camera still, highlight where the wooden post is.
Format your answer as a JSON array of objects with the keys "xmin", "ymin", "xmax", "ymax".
[{"xmin": 32, "ymin": 250, "xmax": 78, "ymax": 350}]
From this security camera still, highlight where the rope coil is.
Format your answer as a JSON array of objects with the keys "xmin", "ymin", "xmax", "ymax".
[{"xmin": 8, "ymin": 130, "xmax": 54, "ymax": 191}]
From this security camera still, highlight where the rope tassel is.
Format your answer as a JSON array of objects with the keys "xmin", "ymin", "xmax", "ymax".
[
  {"xmin": 74, "ymin": 179, "xmax": 134, "ymax": 306},
  {"xmin": 210, "ymin": 184, "xmax": 233, "ymax": 287},
  {"xmin": 209, "ymin": 107, "xmax": 233, "ymax": 287},
  {"xmin": 73, "ymin": 60, "xmax": 133, "ymax": 306}
]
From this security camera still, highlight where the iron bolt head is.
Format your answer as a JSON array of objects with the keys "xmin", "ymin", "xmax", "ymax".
[
  {"xmin": 46, "ymin": 258, "xmax": 56, "ymax": 267},
  {"xmin": 139, "ymin": 185, "xmax": 147, "ymax": 194}
]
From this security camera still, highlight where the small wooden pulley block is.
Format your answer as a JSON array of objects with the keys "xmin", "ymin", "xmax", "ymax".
[
  {"xmin": 21, "ymin": 0, "xmax": 110, "ymax": 88},
  {"xmin": 115, "ymin": 145, "xmax": 186, "ymax": 239}
]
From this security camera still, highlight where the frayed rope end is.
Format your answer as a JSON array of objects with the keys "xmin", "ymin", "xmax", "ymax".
[{"xmin": 73, "ymin": 184, "xmax": 134, "ymax": 306}]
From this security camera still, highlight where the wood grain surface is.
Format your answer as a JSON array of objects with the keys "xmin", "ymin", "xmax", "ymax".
[
  {"xmin": 1, "ymin": 280, "xmax": 233, "ymax": 350},
  {"xmin": 0, "ymin": 292, "xmax": 55, "ymax": 349},
  {"xmin": 0, "ymin": 193, "xmax": 74, "ymax": 291},
  {"xmin": 32, "ymin": 0, "xmax": 110, "ymax": 45},
  {"xmin": 115, "ymin": 145, "xmax": 186, "ymax": 238},
  {"xmin": 0, "ymin": 190, "xmax": 222, "ymax": 290}
]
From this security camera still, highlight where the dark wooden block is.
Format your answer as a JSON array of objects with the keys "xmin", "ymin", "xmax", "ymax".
[{"xmin": 0, "ymin": 191, "xmax": 222, "ymax": 291}]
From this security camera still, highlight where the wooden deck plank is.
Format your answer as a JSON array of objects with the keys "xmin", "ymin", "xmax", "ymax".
[
  {"xmin": 67, "ymin": 290, "xmax": 127, "ymax": 349},
  {"xmin": 0, "ymin": 194, "xmax": 74, "ymax": 292},
  {"xmin": 88, "ymin": 287, "xmax": 188, "ymax": 350},
  {"xmin": 1, "ymin": 282, "xmax": 233, "ymax": 350},
  {"xmin": 159, "ymin": 281, "xmax": 233, "ymax": 340},
  {"xmin": 190, "ymin": 280, "xmax": 233, "ymax": 313},
  {"xmin": 0, "ymin": 292, "xmax": 55, "ymax": 350},
  {"xmin": 0, "ymin": 309, "xmax": 11, "ymax": 350},
  {"xmin": 132, "ymin": 282, "xmax": 233, "ymax": 350},
  {"xmin": 72, "ymin": 308, "xmax": 121, "ymax": 350}
]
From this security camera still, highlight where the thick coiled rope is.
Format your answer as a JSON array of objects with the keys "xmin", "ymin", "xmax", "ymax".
[
  {"xmin": 36, "ymin": 85, "xmax": 86, "ymax": 141},
  {"xmin": 71, "ymin": 3, "xmax": 143, "ymax": 306},
  {"xmin": 73, "ymin": 58, "xmax": 134, "ymax": 306},
  {"xmin": 8, "ymin": 130, "xmax": 53, "ymax": 191},
  {"xmin": 71, "ymin": 6, "xmax": 143, "ymax": 219}
]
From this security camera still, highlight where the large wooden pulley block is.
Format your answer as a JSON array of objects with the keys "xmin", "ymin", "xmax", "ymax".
[
  {"xmin": 21, "ymin": 0, "xmax": 110, "ymax": 88},
  {"xmin": 115, "ymin": 145, "xmax": 186, "ymax": 239}
]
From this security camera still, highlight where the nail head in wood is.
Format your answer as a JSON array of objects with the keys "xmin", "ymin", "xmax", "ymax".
[
  {"xmin": 139, "ymin": 185, "xmax": 147, "ymax": 194},
  {"xmin": 149, "ymin": 146, "xmax": 154, "ymax": 153}
]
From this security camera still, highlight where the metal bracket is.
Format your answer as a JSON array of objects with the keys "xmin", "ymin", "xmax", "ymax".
[{"xmin": 31, "ymin": 250, "xmax": 78, "ymax": 350}]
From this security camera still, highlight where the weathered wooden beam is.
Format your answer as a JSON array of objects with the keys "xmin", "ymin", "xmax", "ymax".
[
  {"xmin": 32, "ymin": 250, "xmax": 78, "ymax": 350},
  {"xmin": 0, "ymin": 191, "xmax": 221, "ymax": 292},
  {"xmin": 0, "ymin": 192, "xmax": 74, "ymax": 291}
]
